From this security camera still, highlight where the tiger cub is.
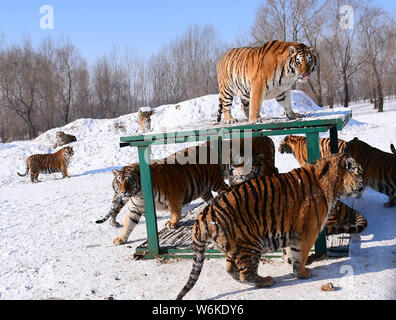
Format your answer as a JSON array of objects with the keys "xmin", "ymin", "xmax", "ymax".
[
  {"xmin": 53, "ymin": 131, "xmax": 77, "ymax": 149},
  {"xmin": 17, "ymin": 146, "xmax": 74, "ymax": 183},
  {"xmin": 278, "ymin": 135, "xmax": 367, "ymax": 234},
  {"xmin": 345, "ymin": 137, "xmax": 396, "ymax": 208},
  {"xmin": 96, "ymin": 136, "xmax": 278, "ymax": 229},
  {"xmin": 216, "ymin": 40, "xmax": 317, "ymax": 124},
  {"xmin": 176, "ymin": 154, "xmax": 364, "ymax": 300}
]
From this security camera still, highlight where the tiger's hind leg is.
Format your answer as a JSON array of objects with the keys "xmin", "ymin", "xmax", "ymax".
[
  {"xmin": 165, "ymin": 200, "xmax": 182, "ymax": 229},
  {"xmin": 240, "ymin": 97, "xmax": 250, "ymax": 120},
  {"xmin": 30, "ymin": 168, "xmax": 40, "ymax": 183},
  {"xmin": 289, "ymin": 237, "xmax": 313, "ymax": 279},
  {"xmin": 219, "ymin": 88, "xmax": 237, "ymax": 124},
  {"xmin": 233, "ymin": 251, "xmax": 274, "ymax": 288}
]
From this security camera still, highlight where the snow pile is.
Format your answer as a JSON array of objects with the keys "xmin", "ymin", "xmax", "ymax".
[{"xmin": 0, "ymin": 91, "xmax": 395, "ymax": 300}]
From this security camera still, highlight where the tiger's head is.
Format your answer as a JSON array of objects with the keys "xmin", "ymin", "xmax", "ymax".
[
  {"xmin": 113, "ymin": 165, "xmax": 142, "ymax": 198},
  {"xmin": 56, "ymin": 131, "xmax": 66, "ymax": 139},
  {"xmin": 228, "ymin": 154, "xmax": 279, "ymax": 186},
  {"xmin": 61, "ymin": 146, "xmax": 74, "ymax": 157},
  {"xmin": 319, "ymin": 153, "xmax": 364, "ymax": 199},
  {"xmin": 278, "ymin": 136, "xmax": 295, "ymax": 155},
  {"xmin": 288, "ymin": 44, "xmax": 317, "ymax": 83},
  {"xmin": 339, "ymin": 155, "xmax": 365, "ymax": 198}
]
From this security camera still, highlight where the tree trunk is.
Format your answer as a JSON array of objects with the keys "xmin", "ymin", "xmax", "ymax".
[{"xmin": 343, "ymin": 73, "xmax": 349, "ymax": 108}]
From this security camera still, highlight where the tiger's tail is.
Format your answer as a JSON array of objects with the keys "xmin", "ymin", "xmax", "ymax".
[
  {"xmin": 326, "ymin": 209, "xmax": 368, "ymax": 235},
  {"xmin": 176, "ymin": 218, "xmax": 208, "ymax": 300},
  {"xmin": 216, "ymin": 97, "xmax": 223, "ymax": 122},
  {"xmin": 391, "ymin": 144, "xmax": 395, "ymax": 155},
  {"xmin": 17, "ymin": 163, "xmax": 29, "ymax": 177},
  {"xmin": 95, "ymin": 211, "xmax": 112, "ymax": 224}
]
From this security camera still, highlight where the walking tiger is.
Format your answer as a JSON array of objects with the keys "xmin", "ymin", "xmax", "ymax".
[{"xmin": 176, "ymin": 153, "xmax": 364, "ymax": 300}]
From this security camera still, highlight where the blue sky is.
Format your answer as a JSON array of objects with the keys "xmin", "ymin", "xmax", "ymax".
[{"xmin": 0, "ymin": 0, "xmax": 394, "ymax": 63}]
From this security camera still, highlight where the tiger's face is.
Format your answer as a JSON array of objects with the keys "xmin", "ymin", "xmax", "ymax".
[
  {"xmin": 116, "ymin": 168, "xmax": 142, "ymax": 198},
  {"xmin": 289, "ymin": 46, "xmax": 317, "ymax": 83},
  {"xmin": 228, "ymin": 154, "xmax": 279, "ymax": 185},
  {"xmin": 340, "ymin": 156, "xmax": 365, "ymax": 198},
  {"xmin": 62, "ymin": 146, "xmax": 74, "ymax": 158},
  {"xmin": 278, "ymin": 136, "xmax": 294, "ymax": 154}
]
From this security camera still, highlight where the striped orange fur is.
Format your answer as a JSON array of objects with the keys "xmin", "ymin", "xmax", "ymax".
[
  {"xmin": 216, "ymin": 40, "xmax": 317, "ymax": 124},
  {"xmin": 278, "ymin": 135, "xmax": 367, "ymax": 235},
  {"xmin": 278, "ymin": 135, "xmax": 347, "ymax": 166},
  {"xmin": 102, "ymin": 137, "xmax": 277, "ymax": 244},
  {"xmin": 176, "ymin": 154, "xmax": 364, "ymax": 299},
  {"xmin": 17, "ymin": 147, "xmax": 74, "ymax": 183},
  {"xmin": 345, "ymin": 137, "xmax": 396, "ymax": 207}
]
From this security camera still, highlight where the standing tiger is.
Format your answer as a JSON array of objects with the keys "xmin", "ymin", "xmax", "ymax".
[
  {"xmin": 278, "ymin": 135, "xmax": 367, "ymax": 234},
  {"xmin": 17, "ymin": 146, "xmax": 74, "ymax": 183},
  {"xmin": 53, "ymin": 131, "xmax": 77, "ymax": 149},
  {"xmin": 278, "ymin": 135, "xmax": 347, "ymax": 165},
  {"xmin": 176, "ymin": 154, "xmax": 364, "ymax": 300},
  {"xmin": 216, "ymin": 40, "xmax": 317, "ymax": 124},
  {"xmin": 345, "ymin": 138, "xmax": 396, "ymax": 208},
  {"xmin": 96, "ymin": 136, "xmax": 278, "ymax": 230}
]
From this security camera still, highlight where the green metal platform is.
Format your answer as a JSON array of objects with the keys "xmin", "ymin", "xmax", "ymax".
[{"xmin": 120, "ymin": 110, "xmax": 352, "ymax": 260}]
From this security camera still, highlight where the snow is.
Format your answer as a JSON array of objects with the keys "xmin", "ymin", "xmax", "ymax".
[{"xmin": 0, "ymin": 90, "xmax": 395, "ymax": 300}]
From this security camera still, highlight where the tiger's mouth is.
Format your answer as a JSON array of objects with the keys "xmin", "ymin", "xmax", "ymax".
[{"xmin": 297, "ymin": 73, "xmax": 311, "ymax": 82}]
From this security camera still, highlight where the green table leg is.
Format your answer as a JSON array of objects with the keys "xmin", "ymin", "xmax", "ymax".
[
  {"xmin": 306, "ymin": 132, "xmax": 327, "ymax": 257},
  {"xmin": 137, "ymin": 145, "xmax": 160, "ymax": 257},
  {"xmin": 329, "ymin": 126, "xmax": 339, "ymax": 154}
]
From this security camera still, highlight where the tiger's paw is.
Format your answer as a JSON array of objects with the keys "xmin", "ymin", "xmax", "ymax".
[
  {"xmin": 296, "ymin": 267, "xmax": 312, "ymax": 279},
  {"xmin": 110, "ymin": 221, "xmax": 121, "ymax": 228},
  {"xmin": 286, "ymin": 112, "xmax": 303, "ymax": 120},
  {"xmin": 113, "ymin": 237, "xmax": 126, "ymax": 246},
  {"xmin": 225, "ymin": 118, "xmax": 238, "ymax": 124},
  {"xmin": 255, "ymin": 276, "xmax": 275, "ymax": 288},
  {"xmin": 165, "ymin": 220, "xmax": 179, "ymax": 229},
  {"xmin": 249, "ymin": 116, "xmax": 263, "ymax": 124}
]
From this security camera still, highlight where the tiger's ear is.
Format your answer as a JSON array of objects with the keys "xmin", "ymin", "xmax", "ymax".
[
  {"xmin": 345, "ymin": 157, "xmax": 357, "ymax": 173},
  {"xmin": 112, "ymin": 169, "xmax": 119, "ymax": 176},
  {"xmin": 289, "ymin": 46, "xmax": 297, "ymax": 55}
]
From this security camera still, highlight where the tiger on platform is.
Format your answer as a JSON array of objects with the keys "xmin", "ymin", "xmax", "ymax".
[{"xmin": 216, "ymin": 40, "xmax": 317, "ymax": 124}]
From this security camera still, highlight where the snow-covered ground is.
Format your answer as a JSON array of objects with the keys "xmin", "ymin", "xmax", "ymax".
[{"xmin": 0, "ymin": 91, "xmax": 395, "ymax": 300}]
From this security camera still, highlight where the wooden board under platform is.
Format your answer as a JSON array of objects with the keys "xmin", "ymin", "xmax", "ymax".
[{"xmin": 134, "ymin": 202, "xmax": 351, "ymax": 259}]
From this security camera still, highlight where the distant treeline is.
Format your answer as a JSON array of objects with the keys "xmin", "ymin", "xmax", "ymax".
[{"xmin": 1, "ymin": 0, "xmax": 395, "ymax": 142}]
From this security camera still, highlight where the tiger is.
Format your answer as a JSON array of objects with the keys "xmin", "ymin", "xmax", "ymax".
[
  {"xmin": 278, "ymin": 135, "xmax": 347, "ymax": 166},
  {"xmin": 345, "ymin": 137, "xmax": 396, "ymax": 208},
  {"xmin": 216, "ymin": 40, "xmax": 317, "ymax": 124},
  {"xmin": 176, "ymin": 153, "xmax": 364, "ymax": 300},
  {"xmin": 278, "ymin": 135, "xmax": 367, "ymax": 234},
  {"xmin": 96, "ymin": 136, "xmax": 278, "ymax": 230},
  {"xmin": 17, "ymin": 146, "xmax": 74, "ymax": 183},
  {"xmin": 138, "ymin": 107, "xmax": 153, "ymax": 134},
  {"xmin": 52, "ymin": 131, "xmax": 77, "ymax": 149}
]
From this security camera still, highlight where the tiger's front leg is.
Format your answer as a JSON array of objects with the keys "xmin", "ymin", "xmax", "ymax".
[
  {"xmin": 276, "ymin": 90, "xmax": 301, "ymax": 120},
  {"xmin": 113, "ymin": 197, "xmax": 144, "ymax": 245}
]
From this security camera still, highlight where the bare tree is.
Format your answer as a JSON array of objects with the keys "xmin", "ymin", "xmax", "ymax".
[
  {"xmin": 0, "ymin": 39, "xmax": 39, "ymax": 138},
  {"xmin": 358, "ymin": 7, "xmax": 393, "ymax": 112}
]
